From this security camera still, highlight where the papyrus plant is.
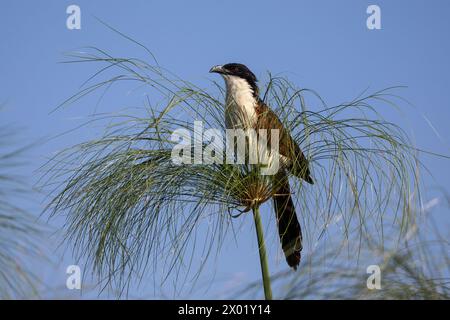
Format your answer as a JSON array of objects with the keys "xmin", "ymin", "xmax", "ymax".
[
  {"xmin": 42, "ymin": 42, "xmax": 422, "ymax": 298},
  {"xmin": 238, "ymin": 206, "xmax": 449, "ymax": 300},
  {"xmin": 0, "ymin": 120, "xmax": 41, "ymax": 299}
]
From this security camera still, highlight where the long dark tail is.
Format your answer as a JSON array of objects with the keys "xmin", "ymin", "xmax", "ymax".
[{"xmin": 273, "ymin": 172, "xmax": 302, "ymax": 270}]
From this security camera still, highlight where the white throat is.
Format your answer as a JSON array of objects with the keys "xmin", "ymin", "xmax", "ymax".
[{"xmin": 223, "ymin": 75, "xmax": 257, "ymax": 129}]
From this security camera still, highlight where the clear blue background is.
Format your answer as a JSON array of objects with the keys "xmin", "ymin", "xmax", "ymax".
[{"xmin": 1, "ymin": 0, "xmax": 449, "ymax": 298}]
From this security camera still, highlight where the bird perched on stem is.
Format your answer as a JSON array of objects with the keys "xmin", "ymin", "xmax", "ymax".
[{"xmin": 210, "ymin": 63, "xmax": 313, "ymax": 269}]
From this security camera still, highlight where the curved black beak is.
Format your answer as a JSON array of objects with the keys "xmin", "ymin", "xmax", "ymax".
[{"xmin": 209, "ymin": 65, "xmax": 225, "ymax": 74}]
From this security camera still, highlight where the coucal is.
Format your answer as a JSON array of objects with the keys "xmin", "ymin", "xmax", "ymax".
[{"xmin": 210, "ymin": 63, "xmax": 313, "ymax": 270}]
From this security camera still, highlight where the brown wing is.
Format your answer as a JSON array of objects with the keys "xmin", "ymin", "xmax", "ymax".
[{"xmin": 255, "ymin": 101, "xmax": 313, "ymax": 184}]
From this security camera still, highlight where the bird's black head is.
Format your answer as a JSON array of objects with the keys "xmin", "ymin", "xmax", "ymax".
[{"xmin": 209, "ymin": 63, "xmax": 258, "ymax": 95}]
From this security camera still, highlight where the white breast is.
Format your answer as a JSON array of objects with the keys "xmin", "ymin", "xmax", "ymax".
[
  {"xmin": 223, "ymin": 75, "xmax": 257, "ymax": 129},
  {"xmin": 222, "ymin": 75, "xmax": 279, "ymax": 174}
]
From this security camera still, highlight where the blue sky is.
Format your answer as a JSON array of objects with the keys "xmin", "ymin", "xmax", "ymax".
[{"xmin": 1, "ymin": 0, "xmax": 449, "ymax": 298}]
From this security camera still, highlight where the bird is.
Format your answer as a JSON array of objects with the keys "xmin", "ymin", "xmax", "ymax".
[{"xmin": 210, "ymin": 63, "xmax": 314, "ymax": 270}]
